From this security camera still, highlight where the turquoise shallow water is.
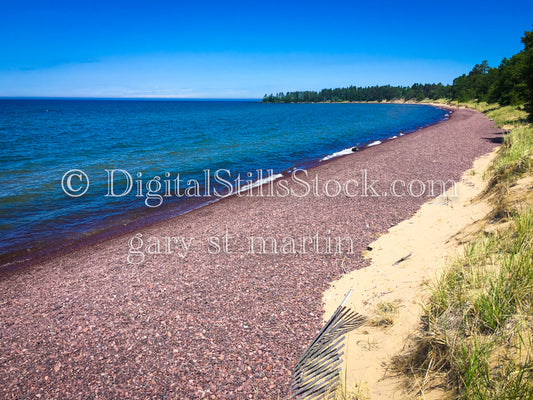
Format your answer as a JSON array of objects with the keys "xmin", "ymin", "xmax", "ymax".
[{"xmin": 0, "ymin": 100, "xmax": 447, "ymax": 264}]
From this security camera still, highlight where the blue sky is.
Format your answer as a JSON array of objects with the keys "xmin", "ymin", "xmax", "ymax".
[{"xmin": 0, "ymin": 0, "xmax": 532, "ymax": 98}]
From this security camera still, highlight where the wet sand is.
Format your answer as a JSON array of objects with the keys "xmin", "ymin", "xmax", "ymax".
[{"xmin": 0, "ymin": 107, "xmax": 503, "ymax": 399}]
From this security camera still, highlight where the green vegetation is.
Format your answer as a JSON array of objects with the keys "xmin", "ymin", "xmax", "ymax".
[
  {"xmin": 263, "ymin": 83, "xmax": 449, "ymax": 103},
  {"xmin": 263, "ymin": 83, "xmax": 450, "ymax": 104},
  {"xmin": 263, "ymin": 28, "xmax": 533, "ymax": 121},
  {"xmin": 394, "ymin": 103, "xmax": 533, "ymax": 399}
]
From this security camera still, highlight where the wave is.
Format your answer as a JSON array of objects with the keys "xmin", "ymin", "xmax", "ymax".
[
  {"xmin": 320, "ymin": 139, "xmax": 383, "ymax": 162},
  {"xmin": 320, "ymin": 148, "xmax": 354, "ymax": 161},
  {"xmin": 236, "ymin": 172, "xmax": 284, "ymax": 194}
]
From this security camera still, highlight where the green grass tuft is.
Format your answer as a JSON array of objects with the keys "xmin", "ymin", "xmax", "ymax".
[{"xmin": 393, "ymin": 101, "xmax": 533, "ymax": 400}]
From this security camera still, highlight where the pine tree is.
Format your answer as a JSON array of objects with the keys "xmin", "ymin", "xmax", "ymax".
[{"xmin": 521, "ymin": 29, "xmax": 533, "ymax": 120}]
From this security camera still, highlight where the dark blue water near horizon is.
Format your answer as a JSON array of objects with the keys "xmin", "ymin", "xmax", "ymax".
[{"xmin": 0, "ymin": 99, "xmax": 447, "ymax": 266}]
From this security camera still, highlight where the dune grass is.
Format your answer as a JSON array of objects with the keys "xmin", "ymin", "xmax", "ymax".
[
  {"xmin": 489, "ymin": 123, "xmax": 533, "ymax": 183},
  {"xmin": 394, "ymin": 102, "xmax": 533, "ymax": 399},
  {"xmin": 370, "ymin": 301, "xmax": 401, "ymax": 327}
]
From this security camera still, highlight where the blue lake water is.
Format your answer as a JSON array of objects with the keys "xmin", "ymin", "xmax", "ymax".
[{"xmin": 0, "ymin": 99, "xmax": 447, "ymax": 265}]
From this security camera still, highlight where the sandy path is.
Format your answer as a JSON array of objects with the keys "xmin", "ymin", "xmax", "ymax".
[
  {"xmin": 323, "ymin": 149, "xmax": 497, "ymax": 399},
  {"xmin": 0, "ymin": 107, "xmax": 502, "ymax": 399}
]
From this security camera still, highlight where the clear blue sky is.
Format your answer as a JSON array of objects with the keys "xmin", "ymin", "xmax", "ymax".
[{"xmin": 1, "ymin": 0, "xmax": 532, "ymax": 98}]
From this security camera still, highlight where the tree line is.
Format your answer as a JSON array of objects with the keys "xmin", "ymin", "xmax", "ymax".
[
  {"xmin": 263, "ymin": 83, "xmax": 450, "ymax": 103},
  {"xmin": 263, "ymin": 29, "xmax": 533, "ymax": 119}
]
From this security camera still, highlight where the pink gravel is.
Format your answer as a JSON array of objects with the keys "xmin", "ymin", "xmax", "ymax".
[{"xmin": 0, "ymin": 107, "xmax": 503, "ymax": 399}]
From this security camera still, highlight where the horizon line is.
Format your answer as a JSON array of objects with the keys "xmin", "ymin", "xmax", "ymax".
[{"xmin": 0, "ymin": 96, "xmax": 263, "ymax": 101}]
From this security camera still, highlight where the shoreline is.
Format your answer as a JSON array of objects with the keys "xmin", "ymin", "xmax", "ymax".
[
  {"xmin": 0, "ymin": 103, "xmax": 451, "ymax": 274},
  {"xmin": 0, "ymin": 107, "xmax": 504, "ymax": 398}
]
